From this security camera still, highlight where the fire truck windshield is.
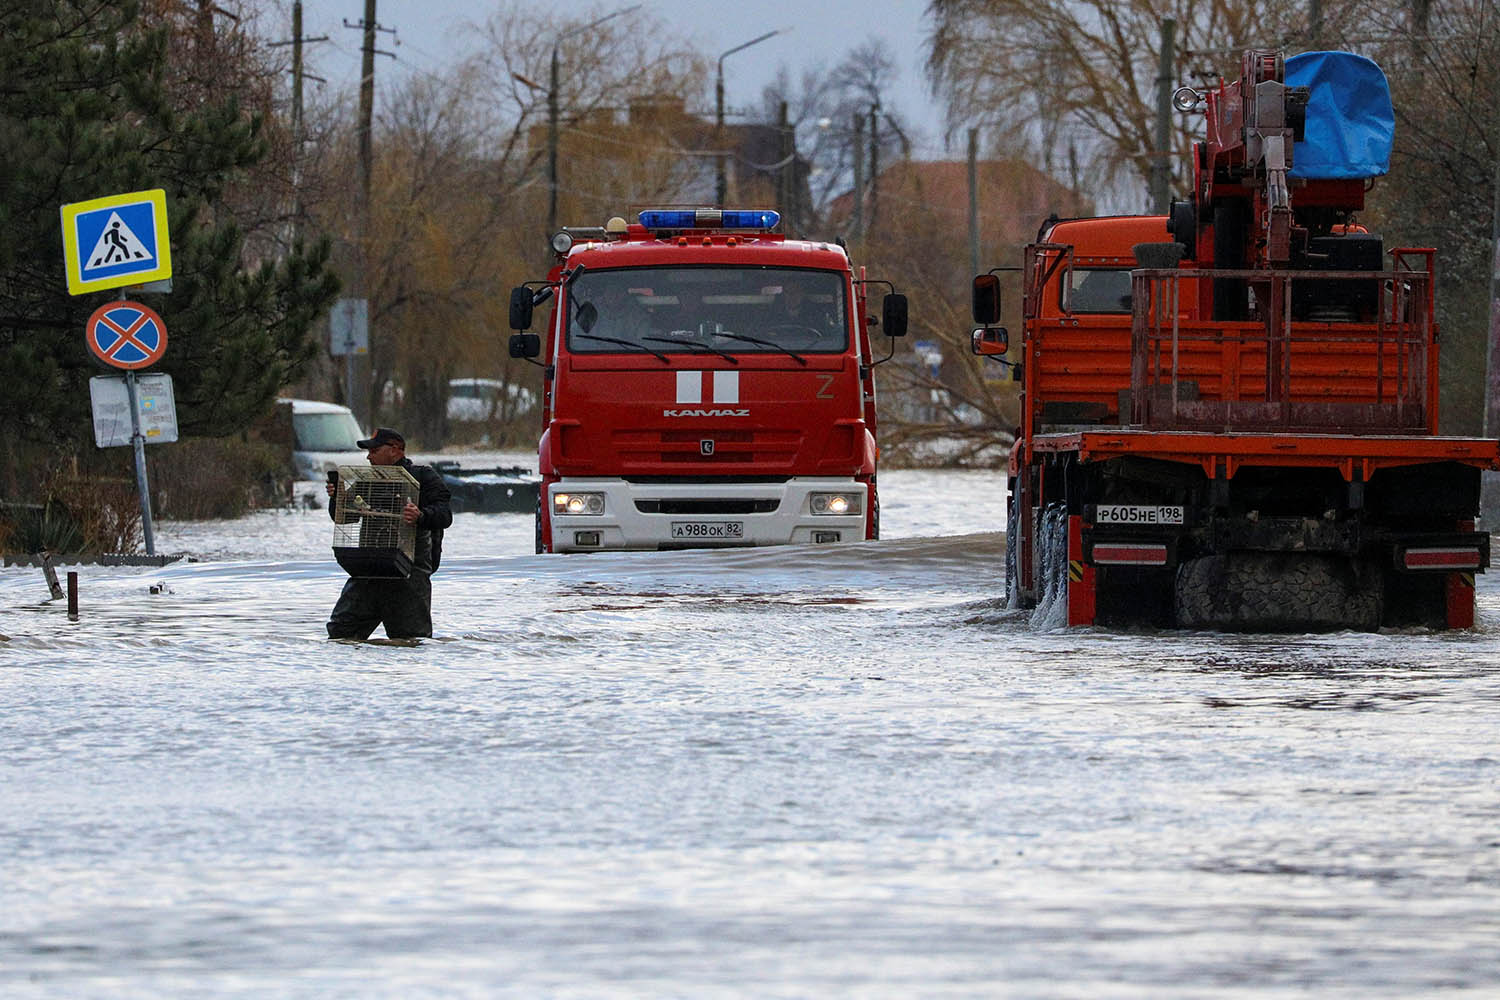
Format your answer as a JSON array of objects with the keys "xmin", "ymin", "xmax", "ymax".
[{"xmin": 567, "ymin": 267, "xmax": 848, "ymax": 356}]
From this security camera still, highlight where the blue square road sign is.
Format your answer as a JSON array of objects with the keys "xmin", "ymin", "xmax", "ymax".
[{"xmin": 60, "ymin": 189, "xmax": 173, "ymax": 295}]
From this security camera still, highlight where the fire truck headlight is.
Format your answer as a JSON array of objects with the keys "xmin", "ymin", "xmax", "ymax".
[
  {"xmin": 554, "ymin": 492, "xmax": 605, "ymax": 515},
  {"xmin": 810, "ymin": 492, "xmax": 860, "ymax": 515},
  {"xmin": 550, "ymin": 231, "xmax": 574, "ymax": 254}
]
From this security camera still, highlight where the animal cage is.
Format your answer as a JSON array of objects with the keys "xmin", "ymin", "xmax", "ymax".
[{"xmin": 331, "ymin": 465, "xmax": 419, "ymax": 578}]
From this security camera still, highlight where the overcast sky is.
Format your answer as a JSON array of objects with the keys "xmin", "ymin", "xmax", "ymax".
[{"xmin": 292, "ymin": 0, "xmax": 956, "ymax": 158}]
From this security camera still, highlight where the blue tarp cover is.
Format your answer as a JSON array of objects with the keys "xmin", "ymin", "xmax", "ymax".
[{"xmin": 1285, "ymin": 51, "xmax": 1393, "ymax": 179}]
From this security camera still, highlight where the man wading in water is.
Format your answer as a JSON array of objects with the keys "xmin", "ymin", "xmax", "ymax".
[{"xmin": 325, "ymin": 427, "xmax": 452, "ymax": 640}]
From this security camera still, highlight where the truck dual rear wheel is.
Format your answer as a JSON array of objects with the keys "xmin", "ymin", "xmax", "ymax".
[{"xmin": 1174, "ymin": 552, "xmax": 1382, "ymax": 632}]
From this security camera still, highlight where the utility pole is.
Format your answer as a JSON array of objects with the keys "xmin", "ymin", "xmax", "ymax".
[
  {"xmin": 292, "ymin": 0, "xmax": 304, "ymax": 230},
  {"xmin": 357, "ymin": 1, "xmax": 376, "ymax": 215},
  {"xmin": 778, "ymin": 100, "xmax": 793, "ymax": 232},
  {"xmin": 192, "ymin": 3, "xmax": 240, "ymax": 92},
  {"xmin": 342, "ymin": 3, "xmax": 395, "ymax": 424},
  {"xmin": 968, "ymin": 127, "xmax": 981, "ymax": 280},
  {"xmin": 552, "ymin": 6, "xmax": 641, "ymax": 234},
  {"xmin": 868, "ymin": 104, "xmax": 880, "ymax": 232},
  {"xmin": 548, "ymin": 44, "xmax": 560, "ymax": 234},
  {"xmin": 267, "ymin": 2, "xmax": 327, "ymax": 246},
  {"xmin": 1486, "ymin": 156, "xmax": 1500, "ymax": 437},
  {"xmin": 715, "ymin": 29, "xmax": 783, "ymax": 208},
  {"xmin": 196, "ymin": 0, "xmax": 217, "ymax": 53},
  {"xmin": 1151, "ymin": 18, "xmax": 1176, "ymax": 214},
  {"xmin": 851, "ymin": 113, "xmax": 864, "ymax": 241},
  {"xmin": 354, "ymin": 0, "xmax": 376, "ymax": 425}
]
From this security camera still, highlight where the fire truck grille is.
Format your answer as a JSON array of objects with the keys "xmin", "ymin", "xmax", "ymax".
[
  {"xmin": 613, "ymin": 428, "xmax": 802, "ymax": 465},
  {"xmin": 634, "ymin": 498, "xmax": 781, "ymax": 514}
]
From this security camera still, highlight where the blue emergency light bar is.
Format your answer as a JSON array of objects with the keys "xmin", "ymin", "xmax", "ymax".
[{"xmin": 638, "ymin": 209, "xmax": 780, "ymax": 231}]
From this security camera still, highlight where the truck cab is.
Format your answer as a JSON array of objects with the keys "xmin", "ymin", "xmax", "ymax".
[{"xmin": 510, "ymin": 209, "xmax": 906, "ymax": 552}]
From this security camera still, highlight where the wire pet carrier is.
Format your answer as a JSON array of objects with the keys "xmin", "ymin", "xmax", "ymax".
[{"xmin": 331, "ymin": 465, "xmax": 420, "ymax": 578}]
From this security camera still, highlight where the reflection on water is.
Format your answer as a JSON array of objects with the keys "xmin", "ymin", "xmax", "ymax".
[{"xmin": 2, "ymin": 463, "xmax": 1499, "ymax": 997}]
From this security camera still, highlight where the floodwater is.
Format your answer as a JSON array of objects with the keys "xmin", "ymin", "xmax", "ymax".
[{"xmin": 3, "ymin": 456, "xmax": 1499, "ymax": 998}]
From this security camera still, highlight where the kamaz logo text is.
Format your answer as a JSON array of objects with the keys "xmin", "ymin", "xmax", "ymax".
[{"xmin": 663, "ymin": 408, "xmax": 749, "ymax": 417}]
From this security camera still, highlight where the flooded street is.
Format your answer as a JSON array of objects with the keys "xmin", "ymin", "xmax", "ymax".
[{"xmin": 3, "ymin": 462, "xmax": 1499, "ymax": 997}]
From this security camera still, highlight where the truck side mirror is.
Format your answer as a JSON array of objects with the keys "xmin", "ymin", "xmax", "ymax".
[
  {"xmin": 509, "ymin": 333, "xmax": 540, "ymax": 359},
  {"xmin": 971, "ymin": 327, "xmax": 1009, "ymax": 356},
  {"xmin": 881, "ymin": 293, "xmax": 908, "ymax": 338},
  {"xmin": 508, "ymin": 286, "xmax": 534, "ymax": 331},
  {"xmin": 972, "ymin": 273, "xmax": 1001, "ymax": 325}
]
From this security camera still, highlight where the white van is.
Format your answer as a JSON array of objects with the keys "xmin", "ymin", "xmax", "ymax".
[{"xmin": 282, "ymin": 398, "xmax": 366, "ymax": 480}]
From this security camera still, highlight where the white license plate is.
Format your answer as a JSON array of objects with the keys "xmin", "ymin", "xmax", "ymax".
[
  {"xmin": 1095, "ymin": 504, "xmax": 1184, "ymax": 525},
  {"xmin": 671, "ymin": 521, "xmax": 745, "ymax": 540}
]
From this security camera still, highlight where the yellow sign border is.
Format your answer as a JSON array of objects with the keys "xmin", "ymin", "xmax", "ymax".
[{"xmin": 60, "ymin": 188, "xmax": 173, "ymax": 296}]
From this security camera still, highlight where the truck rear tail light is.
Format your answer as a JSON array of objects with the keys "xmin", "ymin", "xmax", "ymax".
[
  {"xmin": 810, "ymin": 492, "xmax": 861, "ymax": 515},
  {"xmin": 554, "ymin": 492, "xmax": 605, "ymax": 515},
  {"xmin": 1401, "ymin": 547, "xmax": 1481, "ymax": 570},
  {"xmin": 1091, "ymin": 543, "xmax": 1169, "ymax": 566}
]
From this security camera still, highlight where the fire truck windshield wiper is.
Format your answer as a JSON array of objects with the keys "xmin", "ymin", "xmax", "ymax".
[
  {"xmin": 709, "ymin": 331, "xmax": 807, "ymax": 365},
  {"xmin": 641, "ymin": 335, "xmax": 740, "ymax": 365},
  {"xmin": 573, "ymin": 333, "xmax": 670, "ymax": 363}
]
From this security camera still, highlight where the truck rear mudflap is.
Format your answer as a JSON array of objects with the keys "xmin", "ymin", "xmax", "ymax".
[{"xmin": 547, "ymin": 477, "xmax": 867, "ymax": 552}]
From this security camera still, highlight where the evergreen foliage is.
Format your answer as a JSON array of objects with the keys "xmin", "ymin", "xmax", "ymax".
[{"xmin": 0, "ymin": 0, "xmax": 339, "ymax": 456}]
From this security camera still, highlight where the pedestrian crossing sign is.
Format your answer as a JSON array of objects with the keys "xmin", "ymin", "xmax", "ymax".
[{"xmin": 60, "ymin": 188, "xmax": 173, "ymax": 295}]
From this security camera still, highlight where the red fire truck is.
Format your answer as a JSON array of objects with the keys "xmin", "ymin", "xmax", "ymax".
[
  {"xmin": 509, "ymin": 209, "xmax": 908, "ymax": 553},
  {"xmin": 972, "ymin": 50, "xmax": 1499, "ymax": 630}
]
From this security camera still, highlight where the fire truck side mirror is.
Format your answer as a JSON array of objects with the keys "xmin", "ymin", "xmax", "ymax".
[
  {"xmin": 972, "ymin": 273, "xmax": 1002, "ymax": 325},
  {"xmin": 971, "ymin": 327, "xmax": 1009, "ymax": 356},
  {"xmin": 509, "ymin": 333, "xmax": 540, "ymax": 359},
  {"xmin": 508, "ymin": 286, "xmax": 534, "ymax": 331},
  {"xmin": 881, "ymin": 293, "xmax": 908, "ymax": 338}
]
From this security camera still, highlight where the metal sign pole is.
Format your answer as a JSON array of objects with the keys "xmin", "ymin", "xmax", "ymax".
[
  {"xmin": 62, "ymin": 188, "xmax": 174, "ymax": 560},
  {"xmin": 345, "ymin": 336, "xmax": 356, "ymax": 421},
  {"xmin": 124, "ymin": 368, "xmax": 157, "ymax": 555}
]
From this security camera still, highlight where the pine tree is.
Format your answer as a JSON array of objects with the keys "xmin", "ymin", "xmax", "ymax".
[{"xmin": 0, "ymin": 0, "xmax": 339, "ymax": 463}]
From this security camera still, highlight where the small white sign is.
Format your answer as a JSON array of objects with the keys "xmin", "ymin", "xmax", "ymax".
[
  {"xmin": 90, "ymin": 373, "xmax": 179, "ymax": 448},
  {"xmin": 330, "ymin": 298, "xmax": 369, "ymax": 356}
]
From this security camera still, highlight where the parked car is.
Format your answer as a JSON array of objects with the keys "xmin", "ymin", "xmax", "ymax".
[
  {"xmin": 447, "ymin": 378, "xmax": 536, "ymax": 423},
  {"xmin": 282, "ymin": 398, "xmax": 366, "ymax": 480}
]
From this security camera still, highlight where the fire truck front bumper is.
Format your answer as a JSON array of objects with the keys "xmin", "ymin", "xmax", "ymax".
[{"xmin": 547, "ymin": 478, "xmax": 868, "ymax": 552}]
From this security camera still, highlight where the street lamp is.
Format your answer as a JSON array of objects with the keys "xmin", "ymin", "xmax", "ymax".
[
  {"xmin": 716, "ymin": 29, "xmax": 783, "ymax": 207},
  {"xmin": 549, "ymin": 5, "xmax": 641, "ymax": 236}
]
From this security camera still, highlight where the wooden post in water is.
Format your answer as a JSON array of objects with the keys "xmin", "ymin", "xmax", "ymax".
[
  {"xmin": 37, "ymin": 551, "xmax": 64, "ymax": 601},
  {"xmin": 67, "ymin": 571, "xmax": 78, "ymax": 620}
]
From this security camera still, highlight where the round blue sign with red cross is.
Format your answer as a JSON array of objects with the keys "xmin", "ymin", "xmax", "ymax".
[{"xmin": 85, "ymin": 300, "xmax": 168, "ymax": 370}]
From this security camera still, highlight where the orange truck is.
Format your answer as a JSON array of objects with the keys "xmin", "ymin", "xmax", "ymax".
[
  {"xmin": 972, "ymin": 49, "xmax": 1498, "ymax": 630},
  {"xmin": 508, "ymin": 209, "xmax": 907, "ymax": 552}
]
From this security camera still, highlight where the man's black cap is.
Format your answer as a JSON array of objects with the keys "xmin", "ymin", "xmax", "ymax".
[{"xmin": 357, "ymin": 427, "xmax": 405, "ymax": 449}]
